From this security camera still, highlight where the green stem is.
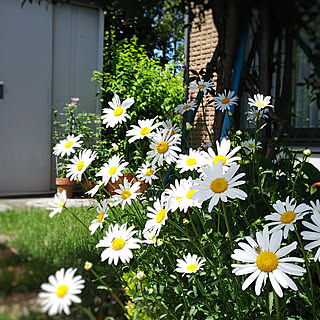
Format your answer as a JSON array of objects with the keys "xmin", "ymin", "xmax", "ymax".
[
  {"xmin": 75, "ymin": 303, "xmax": 96, "ymax": 320},
  {"xmin": 221, "ymin": 202, "xmax": 233, "ymax": 250},
  {"xmin": 188, "ymin": 210, "xmax": 199, "ymax": 237},
  {"xmin": 201, "ymin": 99, "xmax": 214, "ymax": 147},
  {"xmin": 138, "ymin": 279, "xmax": 153, "ymax": 319},
  {"xmin": 65, "ymin": 207, "xmax": 98, "ymax": 239},
  {"xmin": 294, "ymin": 227, "xmax": 317, "ymax": 318},
  {"xmin": 90, "ymin": 268, "xmax": 129, "ymax": 318},
  {"xmin": 273, "ymin": 290, "xmax": 280, "ymax": 320},
  {"xmin": 291, "ymin": 156, "xmax": 307, "ymax": 198}
]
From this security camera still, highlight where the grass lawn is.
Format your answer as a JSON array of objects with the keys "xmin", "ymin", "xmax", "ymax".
[{"xmin": 0, "ymin": 205, "xmax": 106, "ymax": 319}]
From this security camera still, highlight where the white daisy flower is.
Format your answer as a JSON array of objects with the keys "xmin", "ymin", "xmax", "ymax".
[
  {"xmin": 38, "ymin": 267, "xmax": 85, "ymax": 316},
  {"xmin": 191, "ymin": 161, "xmax": 247, "ymax": 212},
  {"xmin": 301, "ymin": 213, "xmax": 320, "ymax": 261},
  {"xmin": 165, "ymin": 178, "xmax": 201, "ymax": 213},
  {"xmin": 96, "ymin": 155, "xmax": 128, "ymax": 185},
  {"xmin": 231, "ymin": 228, "xmax": 306, "ymax": 297},
  {"xmin": 96, "ymin": 223, "xmax": 140, "ymax": 265},
  {"xmin": 111, "ymin": 177, "xmax": 141, "ymax": 210},
  {"xmin": 136, "ymin": 161, "xmax": 159, "ymax": 184},
  {"xmin": 85, "ymin": 180, "xmax": 104, "ymax": 198},
  {"xmin": 147, "ymin": 129, "xmax": 181, "ymax": 167},
  {"xmin": 242, "ymin": 139, "xmax": 262, "ymax": 153},
  {"xmin": 188, "ymin": 80, "xmax": 214, "ymax": 95},
  {"xmin": 264, "ymin": 197, "xmax": 311, "ymax": 239},
  {"xmin": 174, "ymin": 101, "xmax": 197, "ymax": 114},
  {"xmin": 175, "ymin": 148, "xmax": 206, "ymax": 173},
  {"xmin": 102, "ymin": 94, "xmax": 134, "ymax": 128},
  {"xmin": 53, "ymin": 134, "xmax": 83, "ymax": 157},
  {"xmin": 213, "ymin": 90, "xmax": 238, "ymax": 112},
  {"xmin": 46, "ymin": 190, "xmax": 67, "ymax": 218},
  {"xmin": 89, "ymin": 200, "xmax": 109, "ymax": 235},
  {"xmin": 66, "ymin": 149, "xmax": 97, "ymax": 181},
  {"xmin": 142, "ymin": 229, "xmax": 158, "ymax": 245},
  {"xmin": 309, "ymin": 199, "xmax": 320, "ymax": 215},
  {"xmin": 205, "ymin": 138, "xmax": 241, "ymax": 169},
  {"xmin": 246, "ymin": 108, "xmax": 269, "ymax": 122},
  {"xmin": 273, "ymin": 151, "xmax": 288, "ymax": 164},
  {"xmin": 126, "ymin": 117, "xmax": 161, "ymax": 143},
  {"xmin": 143, "ymin": 195, "xmax": 171, "ymax": 237},
  {"xmin": 248, "ymin": 93, "xmax": 274, "ymax": 110},
  {"xmin": 161, "ymin": 120, "xmax": 181, "ymax": 138},
  {"xmin": 175, "ymin": 253, "xmax": 205, "ymax": 276}
]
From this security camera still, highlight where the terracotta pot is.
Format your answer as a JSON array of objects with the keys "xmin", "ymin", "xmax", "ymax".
[
  {"xmin": 56, "ymin": 177, "xmax": 74, "ymax": 198},
  {"xmin": 137, "ymin": 180, "xmax": 149, "ymax": 193},
  {"xmin": 106, "ymin": 173, "xmax": 134, "ymax": 196},
  {"xmin": 81, "ymin": 180, "xmax": 95, "ymax": 191}
]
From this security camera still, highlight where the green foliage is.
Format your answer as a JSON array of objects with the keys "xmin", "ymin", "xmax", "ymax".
[{"xmin": 92, "ymin": 34, "xmax": 185, "ymax": 170}]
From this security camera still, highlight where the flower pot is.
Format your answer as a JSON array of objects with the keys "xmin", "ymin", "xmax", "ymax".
[
  {"xmin": 56, "ymin": 177, "xmax": 74, "ymax": 198},
  {"xmin": 81, "ymin": 180, "xmax": 95, "ymax": 192}
]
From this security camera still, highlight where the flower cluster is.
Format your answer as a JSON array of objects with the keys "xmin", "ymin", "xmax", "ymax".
[{"xmin": 42, "ymin": 84, "xmax": 320, "ymax": 319}]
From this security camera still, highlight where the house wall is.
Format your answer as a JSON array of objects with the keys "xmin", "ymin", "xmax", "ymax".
[{"xmin": 188, "ymin": 4, "xmax": 218, "ymax": 147}]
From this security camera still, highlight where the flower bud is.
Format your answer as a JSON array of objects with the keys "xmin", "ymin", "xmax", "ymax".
[
  {"xmin": 303, "ymin": 148, "xmax": 311, "ymax": 156},
  {"xmin": 183, "ymin": 218, "xmax": 190, "ymax": 224},
  {"xmin": 186, "ymin": 122, "xmax": 193, "ymax": 131},
  {"xmin": 112, "ymin": 143, "xmax": 119, "ymax": 151},
  {"xmin": 136, "ymin": 271, "xmax": 146, "ymax": 281},
  {"xmin": 84, "ymin": 261, "xmax": 93, "ymax": 270},
  {"xmin": 148, "ymin": 288, "xmax": 153, "ymax": 294},
  {"xmin": 273, "ymin": 136, "xmax": 279, "ymax": 141},
  {"xmin": 156, "ymin": 239, "xmax": 164, "ymax": 247},
  {"xmin": 236, "ymin": 130, "xmax": 242, "ymax": 136}
]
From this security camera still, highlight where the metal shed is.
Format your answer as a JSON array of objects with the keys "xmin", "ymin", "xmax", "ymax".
[{"xmin": 0, "ymin": 0, "xmax": 104, "ymax": 196}]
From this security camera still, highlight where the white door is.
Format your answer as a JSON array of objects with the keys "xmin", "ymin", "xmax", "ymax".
[{"xmin": 0, "ymin": 1, "xmax": 53, "ymax": 195}]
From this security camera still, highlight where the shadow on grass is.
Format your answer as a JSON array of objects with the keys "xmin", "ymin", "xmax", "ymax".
[{"xmin": 0, "ymin": 207, "xmax": 127, "ymax": 320}]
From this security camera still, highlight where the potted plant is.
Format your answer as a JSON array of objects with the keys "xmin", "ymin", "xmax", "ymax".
[{"xmin": 52, "ymin": 98, "xmax": 101, "ymax": 197}]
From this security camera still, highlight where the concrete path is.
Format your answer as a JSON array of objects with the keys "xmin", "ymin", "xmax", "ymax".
[{"xmin": 0, "ymin": 197, "xmax": 96, "ymax": 212}]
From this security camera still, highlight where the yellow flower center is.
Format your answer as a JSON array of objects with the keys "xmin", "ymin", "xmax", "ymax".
[
  {"xmin": 183, "ymin": 104, "xmax": 190, "ymax": 110},
  {"xmin": 248, "ymin": 144, "xmax": 255, "ymax": 149},
  {"xmin": 210, "ymin": 178, "xmax": 228, "ymax": 193},
  {"xmin": 156, "ymin": 209, "xmax": 166, "ymax": 223},
  {"xmin": 198, "ymin": 84, "xmax": 206, "ymax": 89},
  {"xmin": 112, "ymin": 238, "xmax": 125, "ymax": 250},
  {"xmin": 114, "ymin": 107, "xmax": 124, "ymax": 116},
  {"xmin": 121, "ymin": 190, "xmax": 131, "ymax": 200},
  {"xmin": 140, "ymin": 127, "xmax": 150, "ymax": 135},
  {"xmin": 221, "ymin": 97, "xmax": 230, "ymax": 104},
  {"xmin": 77, "ymin": 161, "xmax": 85, "ymax": 171},
  {"xmin": 213, "ymin": 155, "xmax": 227, "ymax": 165},
  {"xmin": 187, "ymin": 264, "xmax": 197, "ymax": 272},
  {"xmin": 186, "ymin": 190, "xmax": 196, "ymax": 199},
  {"xmin": 256, "ymin": 251, "xmax": 278, "ymax": 272},
  {"xmin": 157, "ymin": 141, "xmax": 168, "ymax": 154},
  {"xmin": 254, "ymin": 111, "xmax": 260, "ymax": 117},
  {"xmin": 145, "ymin": 169, "xmax": 154, "ymax": 176},
  {"xmin": 58, "ymin": 201, "xmax": 65, "ymax": 209},
  {"xmin": 97, "ymin": 212, "xmax": 105, "ymax": 223},
  {"xmin": 280, "ymin": 210, "xmax": 296, "ymax": 224},
  {"xmin": 108, "ymin": 167, "xmax": 117, "ymax": 175},
  {"xmin": 65, "ymin": 141, "xmax": 73, "ymax": 149},
  {"xmin": 186, "ymin": 158, "xmax": 197, "ymax": 166},
  {"xmin": 56, "ymin": 284, "xmax": 68, "ymax": 298},
  {"xmin": 258, "ymin": 103, "xmax": 265, "ymax": 108}
]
